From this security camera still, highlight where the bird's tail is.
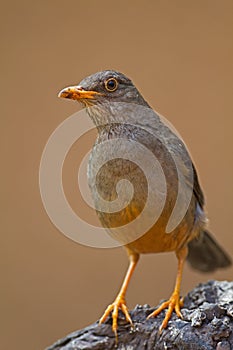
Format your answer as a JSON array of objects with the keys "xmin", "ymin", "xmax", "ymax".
[{"xmin": 187, "ymin": 230, "xmax": 231, "ymax": 272}]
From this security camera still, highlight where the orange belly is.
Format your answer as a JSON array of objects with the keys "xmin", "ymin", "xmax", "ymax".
[
  {"xmin": 125, "ymin": 220, "xmax": 190, "ymax": 254},
  {"xmin": 98, "ymin": 198, "xmax": 197, "ymax": 255}
]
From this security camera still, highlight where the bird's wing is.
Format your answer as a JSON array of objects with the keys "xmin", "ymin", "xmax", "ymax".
[{"xmin": 192, "ymin": 162, "xmax": 205, "ymax": 208}]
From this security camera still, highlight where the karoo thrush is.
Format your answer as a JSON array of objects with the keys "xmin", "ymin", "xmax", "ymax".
[{"xmin": 58, "ymin": 70, "xmax": 231, "ymax": 338}]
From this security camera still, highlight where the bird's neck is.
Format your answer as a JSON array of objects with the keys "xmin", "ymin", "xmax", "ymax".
[{"xmin": 85, "ymin": 100, "xmax": 155, "ymax": 134}]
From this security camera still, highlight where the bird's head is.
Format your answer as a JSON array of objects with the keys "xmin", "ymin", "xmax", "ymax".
[{"xmin": 58, "ymin": 70, "xmax": 149, "ymax": 108}]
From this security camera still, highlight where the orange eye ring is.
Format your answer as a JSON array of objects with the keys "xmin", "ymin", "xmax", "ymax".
[{"xmin": 104, "ymin": 78, "xmax": 118, "ymax": 92}]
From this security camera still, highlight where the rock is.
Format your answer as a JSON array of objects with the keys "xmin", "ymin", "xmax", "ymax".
[{"xmin": 46, "ymin": 280, "xmax": 233, "ymax": 350}]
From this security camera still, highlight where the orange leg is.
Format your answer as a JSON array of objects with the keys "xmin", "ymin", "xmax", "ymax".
[
  {"xmin": 99, "ymin": 252, "xmax": 139, "ymax": 341},
  {"xmin": 147, "ymin": 246, "xmax": 188, "ymax": 332}
]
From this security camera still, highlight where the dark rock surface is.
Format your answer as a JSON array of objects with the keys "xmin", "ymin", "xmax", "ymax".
[{"xmin": 46, "ymin": 280, "xmax": 233, "ymax": 350}]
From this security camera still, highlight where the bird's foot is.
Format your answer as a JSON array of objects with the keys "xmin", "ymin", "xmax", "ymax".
[
  {"xmin": 99, "ymin": 295, "xmax": 133, "ymax": 341},
  {"xmin": 147, "ymin": 292, "xmax": 184, "ymax": 332}
]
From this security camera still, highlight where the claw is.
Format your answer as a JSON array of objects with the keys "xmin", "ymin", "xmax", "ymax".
[
  {"xmin": 147, "ymin": 292, "xmax": 183, "ymax": 331},
  {"xmin": 99, "ymin": 296, "xmax": 133, "ymax": 341}
]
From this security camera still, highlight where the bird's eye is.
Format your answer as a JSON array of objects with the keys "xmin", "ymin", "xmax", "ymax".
[{"xmin": 104, "ymin": 78, "xmax": 118, "ymax": 92}]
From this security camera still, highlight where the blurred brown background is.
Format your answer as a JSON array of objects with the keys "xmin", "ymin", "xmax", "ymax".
[{"xmin": 1, "ymin": 1, "xmax": 233, "ymax": 349}]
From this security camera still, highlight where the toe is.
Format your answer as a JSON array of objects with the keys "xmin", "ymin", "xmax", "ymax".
[
  {"xmin": 99, "ymin": 304, "xmax": 114, "ymax": 324},
  {"xmin": 147, "ymin": 300, "xmax": 169, "ymax": 319},
  {"xmin": 121, "ymin": 303, "xmax": 133, "ymax": 326},
  {"xmin": 112, "ymin": 304, "xmax": 119, "ymax": 333}
]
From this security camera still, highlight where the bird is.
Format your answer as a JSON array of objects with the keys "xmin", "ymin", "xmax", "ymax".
[{"xmin": 58, "ymin": 70, "xmax": 231, "ymax": 339}]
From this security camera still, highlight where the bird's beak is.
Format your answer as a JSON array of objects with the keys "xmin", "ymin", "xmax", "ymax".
[{"xmin": 58, "ymin": 86, "xmax": 101, "ymax": 101}]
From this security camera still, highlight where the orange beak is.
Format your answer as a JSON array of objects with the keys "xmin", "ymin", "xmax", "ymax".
[{"xmin": 58, "ymin": 85, "xmax": 101, "ymax": 101}]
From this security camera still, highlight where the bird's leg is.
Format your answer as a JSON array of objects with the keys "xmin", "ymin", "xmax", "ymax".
[
  {"xmin": 99, "ymin": 251, "xmax": 139, "ymax": 340},
  {"xmin": 147, "ymin": 246, "xmax": 188, "ymax": 332}
]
